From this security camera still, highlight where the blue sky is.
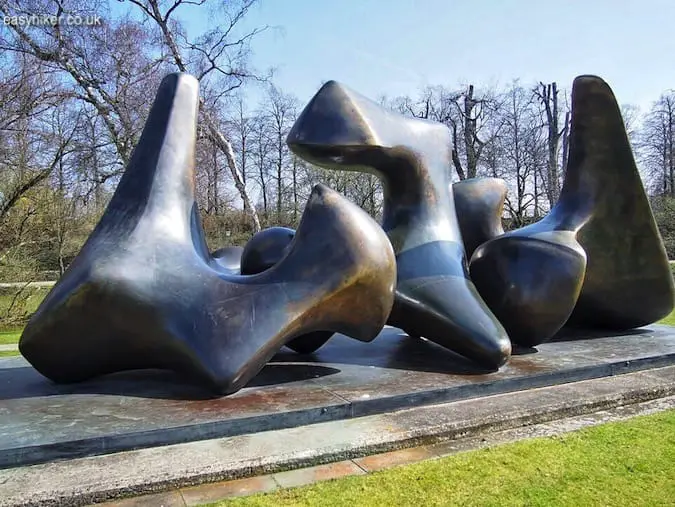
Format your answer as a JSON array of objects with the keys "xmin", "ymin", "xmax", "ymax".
[
  {"xmin": 112, "ymin": 0, "xmax": 675, "ymax": 111},
  {"xmin": 227, "ymin": 0, "xmax": 675, "ymax": 111}
]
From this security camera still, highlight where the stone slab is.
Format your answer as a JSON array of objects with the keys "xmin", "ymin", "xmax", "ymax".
[
  {"xmin": 3, "ymin": 371, "xmax": 675, "ymax": 507},
  {"xmin": 272, "ymin": 460, "xmax": 366, "ymax": 489},
  {"xmin": 1, "ymin": 325, "xmax": 675, "ymax": 468},
  {"xmin": 179, "ymin": 476, "xmax": 278, "ymax": 505}
]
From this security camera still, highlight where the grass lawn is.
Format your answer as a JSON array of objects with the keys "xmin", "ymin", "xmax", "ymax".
[
  {"xmin": 0, "ymin": 329, "xmax": 22, "ymax": 345},
  {"xmin": 0, "ymin": 286, "xmax": 49, "ymax": 333},
  {"xmin": 0, "ymin": 349, "xmax": 19, "ymax": 357},
  {"xmin": 659, "ymin": 308, "xmax": 675, "ymax": 326},
  {"xmin": 218, "ymin": 409, "xmax": 675, "ymax": 507}
]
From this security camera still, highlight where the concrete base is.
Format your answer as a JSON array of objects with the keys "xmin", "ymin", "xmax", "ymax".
[
  {"xmin": 2, "ymin": 325, "xmax": 675, "ymax": 469},
  {"xmin": 3, "ymin": 368, "xmax": 675, "ymax": 507}
]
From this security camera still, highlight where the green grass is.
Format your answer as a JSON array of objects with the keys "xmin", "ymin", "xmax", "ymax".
[
  {"xmin": 0, "ymin": 329, "xmax": 21, "ymax": 345},
  {"xmin": 659, "ymin": 308, "xmax": 675, "ymax": 326},
  {"xmin": 217, "ymin": 410, "xmax": 675, "ymax": 507},
  {"xmin": 0, "ymin": 286, "xmax": 48, "ymax": 330},
  {"xmin": 0, "ymin": 349, "xmax": 19, "ymax": 357}
]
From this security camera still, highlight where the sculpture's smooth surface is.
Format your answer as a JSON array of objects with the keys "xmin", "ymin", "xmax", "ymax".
[
  {"xmin": 19, "ymin": 73, "xmax": 397, "ymax": 394},
  {"xmin": 470, "ymin": 233, "xmax": 586, "ymax": 347},
  {"xmin": 452, "ymin": 177, "xmax": 507, "ymax": 260},
  {"xmin": 287, "ymin": 81, "xmax": 511, "ymax": 368},
  {"xmin": 238, "ymin": 227, "xmax": 334, "ymax": 354},
  {"xmin": 469, "ymin": 75, "xmax": 674, "ymax": 346},
  {"xmin": 563, "ymin": 76, "xmax": 675, "ymax": 329},
  {"xmin": 211, "ymin": 246, "xmax": 243, "ymax": 274},
  {"xmin": 239, "ymin": 227, "xmax": 294, "ymax": 275}
]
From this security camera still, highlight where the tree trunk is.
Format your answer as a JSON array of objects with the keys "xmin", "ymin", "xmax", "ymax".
[
  {"xmin": 538, "ymin": 82, "xmax": 562, "ymax": 207},
  {"xmin": 464, "ymin": 85, "xmax": 479, "ymax": 179},
  {"xmin": 292, "ymin": 156, "xmax": 298, "ymax": 223}
]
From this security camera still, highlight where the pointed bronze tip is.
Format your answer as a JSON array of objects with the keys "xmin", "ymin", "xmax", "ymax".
[
  {"xmin": 318, "ymin": 79, "xmax": 344, "ymax": 91},
  {"xmin": 573, "ymin": 74, "xmax": 605, "ymax": 84},
  {"xmin": 571, "ymin": 74, "xmax": 617, "ymax": 107},
  {"xmin": 287, "ymin": 80, "xmax": 377, "ymax": 151}
]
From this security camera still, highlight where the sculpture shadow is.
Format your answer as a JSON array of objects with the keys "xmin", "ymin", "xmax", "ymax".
[
  {"xmin": 0, "ymin": 362, "xmax": 341, "ymax": 401},
  {"xmin": 272, "ymin": 330, "xmax": 498, "ymax": 376},
  {"xmin": 511, "ymin": 345, "xmax": 539, "ymax": 356}
]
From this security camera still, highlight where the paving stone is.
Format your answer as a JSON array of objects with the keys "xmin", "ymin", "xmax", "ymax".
[
  {"xmin": 354, "ymin": 445, "xmax": 436, "ymax": 472},
  {"xmin": 100, "ymin": 491, "xmax": 185, "ymax": 507},
  {"xmin": 179, "ymin": 476, "xmax": 277, "ymax": 505},
  {"xmin": 273, "ymin": 460, "xmax": 365, "ymax": 488}
]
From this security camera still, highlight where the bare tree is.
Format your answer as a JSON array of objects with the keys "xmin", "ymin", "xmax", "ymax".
[
  {"xmin": 262, "ymin": 85, "xmax": 297, "ymax": 222},
  {"xmin": 227, "ymin": 96, "xmax": 254, "ymax": 212},
  {"xmin": 0, "ymin": 57, "xmax": 78, "ymax": 225},
  {"xmin": 641, "ymin": 92, "xmax": 675, "ymax": 196},
  {"xmin": 497, "ymin": 83, "xmax": 546, "ymax": 227},
  {"xmin": 534, "ymin": 82, "xmax": 568, "ymax": 207},
  {"xmin": 120, "ymin": 0, "xmax": 267, "ymax": 231},
  {"xmin": 0, "ymin": 0, "xmax": 165, "ymax": 176},
  {"xmin": 250, "ymin": 112, "xmax": 272, "ymax": 220}
]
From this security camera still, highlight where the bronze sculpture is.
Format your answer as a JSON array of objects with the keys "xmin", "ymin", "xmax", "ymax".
[
  {"xmin": 287, "ymin": 81, "xmax": 512, "ymax": 368},
  {"xmin": 468, "ymin": 75, "xmax": 674, "ymax": 346},
  {"xmin": 17, "ymin": 71, "xmax": 673, "ymax": 396},
  {"xmin": 211, "ymin": 246, "xmax": 243, "ymax": 274},
  {"xmin": 239, "ymin": 227, "xmax": 294, "ymax": 275},
  {"xmin": 238, "ymin": 226, "xmax": 334, "ymax": 354},
  {"xmin": 18, "ymin": 73, "xmax": 397, "ymax": 394},
  {"xmin": 452, "ymin": 177, "xmax": 507, "ymax": 260}
]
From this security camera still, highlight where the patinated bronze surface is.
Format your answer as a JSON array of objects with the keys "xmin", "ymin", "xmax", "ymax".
[
  {"xmin": 18, "ymin": 74, "xmax": 397, "ymax": 394},
  {"xmin": 238, "ymin": 227, "xmax": 334, "ymax": 354},
  {"xmin": 211, "ymin": 246, "xmax": 243, "ymax": 274},
  {"xmin": 287, "ymin": 81, "xmax": 511, "ymax": 368},
  {"xmin": 239, "ymin": 227, "xmax": 294, "ymax": 275},
  {"xmin": 452, "ymin": 177, "xmax": 507, "ymax": 260},
  {"xmin": 469, "ymin": 75, "xmax": 674, "ymax": 346},
  {"xmin": 563, "ymin": 76, "xmax": 674, "ymax": 329}
]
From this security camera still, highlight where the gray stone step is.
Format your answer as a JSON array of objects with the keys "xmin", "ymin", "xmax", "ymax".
[
  {"xmin": 2, "ymin": 325, "xmax": 675, "ymax": 469},
  {"xmin": 1, "ymin": 366, "xmax": 674, "ymax": 507}
]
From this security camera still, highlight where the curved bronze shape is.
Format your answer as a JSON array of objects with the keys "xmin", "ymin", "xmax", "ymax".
[
  {"xmin": 452, "ymin": 177, "xmax": 507, "ymax": 260},
  {"xmin": 469, "ymin": 75, "xmax": 675, "ymax": 346},
  {"xmin": 239, "ymin": 227, "xmax": 334, "ymax": 354},
  {"xmin": 211, "ymin": 246, "xmax": 243, "ymax": 274},
  {"xmin": 18, "ymin": 73, "xmax": 397, "ymax": 394},
  {"xmin": 470, "ymin": 233, "xmax": 586, "ymax": 347},
  {"xmin": 563, "ymin": 76, "xmax": 674, "ymax": 329},
  {"xmin": 287, "ymin": 81, "xmax": 511, "ymax": 368},
  {"xmin": 240, "ymin": 227, "xmax": 294, "ymax": 275}
]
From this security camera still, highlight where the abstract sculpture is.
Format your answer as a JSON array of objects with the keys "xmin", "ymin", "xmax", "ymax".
[
  {"xmin": 452, "ymin": 177, "xmax": 507, "ymax": 260},
  {"xmin": 239, "ymin": 227, "xmax": 294, "ymax": 275},
  {"xmin": 238, "ymin": 227, "xmax": 334, "ymax": 354},
  {"xmin": 18, "ymin": 73, "xmax": 397, "ymax": 394},
  {"xmin": 17, "ymin": 72, "xmax": 674, "ymax": 396},
  {"xmin": 287, "ymin": 81, "xmax": 512, "ymax": 368},
  {"xmin": 468, "ymin": 75, "xmax": 674, "ymax": 346},
  {"xmin": 211, "ymin": 246, "xmax": 243, "ymax": 273}
]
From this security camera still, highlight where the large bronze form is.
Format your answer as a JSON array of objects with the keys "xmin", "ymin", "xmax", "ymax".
[
  {"xmin": 211, "ymin": 246, "xmax": 243, "ymax": 274},
  {"xmin": 287, "ymin": 81, "xmax": 512, "ymax": 369},
  {"xmin": 18, "ymin": 74, "xmax": 397, "ymax": 394},
  {"xmin": 238, "ymin": 227, "xmax": 334, "ymax": 354},
  {"xmin": 239, "ymin": 227, "xmax": 294, "ymax": 275},
  {"xmin": 469, "ymin": 75, "xmax": 675, "ymax": 346},
  {"xmin": 452, "ymin": 177, "xmax": 507, "ymax": 260}
]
